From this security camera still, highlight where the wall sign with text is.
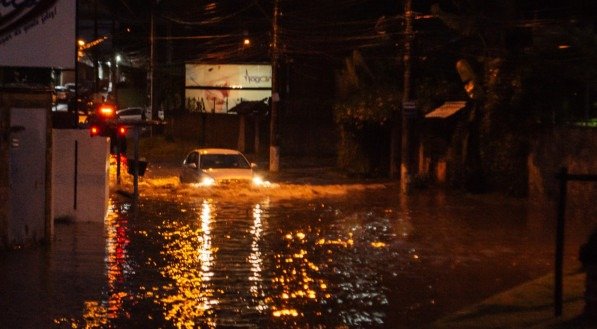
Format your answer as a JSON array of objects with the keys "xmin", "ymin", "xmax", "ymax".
[{"xmin": 0, "ymin": 0, "xmax": 76, "ymax": 68}]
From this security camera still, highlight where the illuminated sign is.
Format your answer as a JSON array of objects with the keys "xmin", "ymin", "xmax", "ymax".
[
  {"xmin": 185, "ymin": 64, "xmax": 272, "ymax": 114},
  {"xmin": 0, "ymin": 0, "xmax": 76, "ymax": 68}
]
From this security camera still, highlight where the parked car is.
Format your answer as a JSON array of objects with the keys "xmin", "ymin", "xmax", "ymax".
[
  {"xmin": 117, "ymin": 107, "xmax": 147, "ymax": 123},
  {"xmin": 180, "ymin": 148, "xmax": 264, "ymax": 187}
]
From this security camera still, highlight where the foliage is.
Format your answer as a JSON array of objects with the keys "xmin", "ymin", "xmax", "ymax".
[
  {"xmin": 333, "ymin": 86, "xmax": 397, "ymax": 176},
  {"xmin": 520, "ymin": 25, "xmax": 597, "ymax": 125},
  {"xmin": 333, "ymin": 50, "xmax": 399, "ymax": 176},
  {"xmin": 336, "ymin": 122, "xmax": 391, "ymax": 177},
  {"xmin": 428, "ymin": 0, "xmax": 597, "ymax": 194},
  {"xmin": 333, "ymin": 87, "xmax": 400, "ymax": 129}
]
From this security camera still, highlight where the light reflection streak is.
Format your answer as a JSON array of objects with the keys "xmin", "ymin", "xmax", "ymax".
[
  {"xmin": 248, "ymin": 202, "xmax": 268, "ymax": 312},
  {"xmin": 157, "ymin": 199, "xmax": 218, "ymax": 328},
  {"xmin": 65, "ymin": 199, "xmax": 130, "ymax": 327},
  {"xmin": 104, "ymin": 203, "xmax": 131, "ymax": 320},
  {"xmin": 199, "ymin": 200, "xmax": 214, "ymax": 282},
  {"xmin": 271, "ymin": 229, "xmax": 330, "ymax": 321}
]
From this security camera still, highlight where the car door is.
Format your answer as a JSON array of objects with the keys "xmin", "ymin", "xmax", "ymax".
[{"xmin": 181, "ymin": 151, "xmax": 200, "ymax": 183}]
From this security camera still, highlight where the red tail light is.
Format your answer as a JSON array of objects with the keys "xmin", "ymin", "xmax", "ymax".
[
  {"xmin": 90, "ymin": 125, "xmax": 101, "ymax": 136},
  {"xmin": 117, "ymin": 126, "xmax": 127, "ymax": 136}
]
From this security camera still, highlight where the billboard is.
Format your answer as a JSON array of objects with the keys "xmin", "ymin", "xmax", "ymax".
[
  {"xmin": 0, "ymin": 0, "xmax": 76, "ymax": 68},
  {"xmin": 185, "ymin": 64, "xmax": 272, "ymax": 114}
]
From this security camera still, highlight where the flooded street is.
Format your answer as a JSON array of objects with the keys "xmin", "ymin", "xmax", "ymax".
[{"xmin": 0, "ymin": 179, "xmax": 593, "ymax": 328}]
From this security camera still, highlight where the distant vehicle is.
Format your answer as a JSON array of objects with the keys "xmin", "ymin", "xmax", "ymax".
[
  {"xmin": 179, "ymin": 148, "xmax": 264, "ymax": 187},
  {"xmin": 116, "ymin": 107, "xmax": 147, "ymax": 123},
  {"xmin": 54, "ymin": 86, "xmax": 69, "ymax": 103},
  {"xmin": 64, "ymin": 82, "xmax": 77, "ymax": 95},
  {"xmin": 85, "ymin": 102, "xmax": 118, "ymax": 128}
]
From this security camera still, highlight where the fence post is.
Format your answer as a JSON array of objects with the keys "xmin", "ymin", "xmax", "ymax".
[{"xmin": 555, "ymin": 166, "xmax": 568, "ymax": 317}]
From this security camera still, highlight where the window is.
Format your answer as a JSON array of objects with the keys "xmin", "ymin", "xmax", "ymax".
[
  {"xmin": 200, "ymin": 154, "xmax": 250, "ymax": 169},
  {"xmin": 185, "ymin": 152, "xmax": 198, "ymax": 166}
]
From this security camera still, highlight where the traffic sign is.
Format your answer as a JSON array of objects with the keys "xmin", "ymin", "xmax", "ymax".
[
  {"xmin": 403, "ymin": 101, "xmax": 417, "ymax": 118},
  {"xmin": 403, "ymin": 101, "xmax": 416, "ymax": 110}
]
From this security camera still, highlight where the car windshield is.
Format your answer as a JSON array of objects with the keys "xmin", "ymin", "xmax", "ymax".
[{"xmin": 200, "ymin": 154, "xmax": 250, "ymax": 169}]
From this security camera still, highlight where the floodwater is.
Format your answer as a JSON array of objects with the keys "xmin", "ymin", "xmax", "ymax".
[{"xmin": 0, "ymin": 183, "xmax": 594, "ymax": 328}]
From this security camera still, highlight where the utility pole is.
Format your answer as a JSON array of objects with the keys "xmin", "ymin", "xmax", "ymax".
[
  {"xmin": 93, "ymin": 0, "xmax": 99, "ymax": 93},
  {"xmin": 149, "ymin": 2, "xmax": 156, "ymax": 121},
  {"xmin": 400, "ymin": 0, "xmax": 417, "ymax": 193},
  {"xmin": 269, "ymin": 0, "xmax": 280, "ymax": 172},
  {"xmin": 112, "ymin": 18, "xmax": 122, "ymax": 184},
  {"xmin": 73, "ymin": 0, "xmax": 80, "ymax": 126}
]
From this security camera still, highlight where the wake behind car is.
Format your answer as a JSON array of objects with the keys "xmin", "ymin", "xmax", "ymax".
[{"xmin": 180, "ymin": 148, "xmax": 264, "ymax": 187}]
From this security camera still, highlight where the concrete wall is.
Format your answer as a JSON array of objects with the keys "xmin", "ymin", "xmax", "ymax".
[
  {"xmin": 52, "ymin": 129, "xmax": 110, "ymax": 223},
  {"xmin": 168, "ymin": 112, "xmax": 244, "ymax": 150},
  {"xmin": 528, "ymin": 127, "xmax": 597, "ymax": 217},
  {"xmin": 167, "ymin": 107, "xmax": 336, "ymax": 158}
]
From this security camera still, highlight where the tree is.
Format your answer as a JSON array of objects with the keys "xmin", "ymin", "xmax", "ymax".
[
  {"xmin": 334, "ymin": 51, "xmax": 401, "ymax": 176},
  {"xmin": 430, "ymin": 0, "xmax": 596, "ymax": 194}
]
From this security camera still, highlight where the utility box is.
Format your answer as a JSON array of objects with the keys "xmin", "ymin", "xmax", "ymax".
[
  {"xmin": 52, "ymin": 129, "xmax": 110, "ymax": 223},
  {"xmin": 0, "ymin": 89, "xmax": 52, "ymax": 249}
]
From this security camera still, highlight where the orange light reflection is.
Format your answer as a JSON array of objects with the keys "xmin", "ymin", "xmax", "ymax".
[{"xmin": 157, "ymin": 199, "xmax": 217, "ymax": 328}]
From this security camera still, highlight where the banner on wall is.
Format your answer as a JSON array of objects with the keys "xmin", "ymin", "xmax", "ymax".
[
  {"xmin": 0, "ymin": 0, "xmax": 76, "ymax": 68},
  {"xmin": 185, "ymin": 64, "xmax": 272, "ymax": 114}
]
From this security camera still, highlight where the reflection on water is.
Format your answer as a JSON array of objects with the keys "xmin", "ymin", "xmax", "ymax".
[
  {"xmin": 249, "ymin": 202, "xmax": 267, "ymax": 312},
  {"xmin": 105, "ymin": 202, "xmax": 132, "ymax": 320},
  {"xmin": 157, "ymin": 199, "xmax": 217, "ymax": 328},
  {"xmin": 69, "ymin": 200, "xmax": 133, "ymax": 328},
  {"xmin": 45, "ymin": 189, "xmax": 594, "ymax": 328}
]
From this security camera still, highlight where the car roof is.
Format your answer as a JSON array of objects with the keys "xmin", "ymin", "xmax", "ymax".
[
  {"xmin": 192, "ymin": 148, "xmax": 244, "ymax": 155},
  {"xmin": 117, "ymin": 107, "xmax": 144, "ymax": 112}
]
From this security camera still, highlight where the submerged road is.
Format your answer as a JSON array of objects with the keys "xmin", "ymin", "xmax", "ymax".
[{"xmin": 0, "ymin": 181, "xmax": 592, "ymax": 328}]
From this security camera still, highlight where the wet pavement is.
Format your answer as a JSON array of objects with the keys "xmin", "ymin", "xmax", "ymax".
[{"xmin": 0, "ymin": 172, "xmax": 594, "ymax": 328}]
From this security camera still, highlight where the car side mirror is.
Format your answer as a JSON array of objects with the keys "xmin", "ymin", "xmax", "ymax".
[{"xmin": 251, "ymin": 163, "xmax": 257, "ymax": 169}]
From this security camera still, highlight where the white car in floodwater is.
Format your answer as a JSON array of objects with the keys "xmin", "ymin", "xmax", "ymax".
[{"xmin": 179, "ymin": 148, "xmax": 265, "ymax": 187}]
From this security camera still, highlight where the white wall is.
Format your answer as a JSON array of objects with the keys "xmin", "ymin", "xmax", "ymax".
[{"xmin": 52, "ymin": 129, "xmax": 110, "ymax": 223}]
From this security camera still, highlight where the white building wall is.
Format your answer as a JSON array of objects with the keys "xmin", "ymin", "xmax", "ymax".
[{"xmin": 52, "ymin": 129, "xmax": 110, "ymax": 223}]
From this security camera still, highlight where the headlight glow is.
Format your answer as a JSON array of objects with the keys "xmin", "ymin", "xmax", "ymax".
[
  {"xmin": 200, "ymin": 176, "xmax": 216, "ymax": 186},
  {"xmin": 252, "ymin": 175, "xmax": 264, "ymax": 186}
]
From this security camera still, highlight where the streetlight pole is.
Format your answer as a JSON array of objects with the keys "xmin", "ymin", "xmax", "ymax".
[{"xmin": 269, "ymin": 0, "xmax": 280, "ymax": 172}]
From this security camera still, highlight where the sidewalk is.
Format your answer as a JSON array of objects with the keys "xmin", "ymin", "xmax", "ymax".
[{"xmin": 432, "ymin": 269, "xmax": 594, "ymax": 328}]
